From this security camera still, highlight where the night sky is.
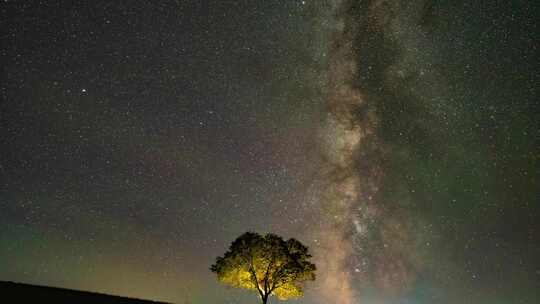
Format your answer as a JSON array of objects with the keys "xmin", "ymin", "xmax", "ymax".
[{"xmin": 1, "ymin": 1, "xmax": 539, "ymax": 303}]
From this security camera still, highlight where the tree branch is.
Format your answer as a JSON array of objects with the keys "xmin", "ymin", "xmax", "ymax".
[
  {"xmin": 263, "ymin": 253, "xmax": 276, "ymax": 296},
  {"xmin": 247, "ymin": 253, "xmax": 264, "ymax": 300}
]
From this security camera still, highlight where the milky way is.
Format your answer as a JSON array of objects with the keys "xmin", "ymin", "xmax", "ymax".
[
  {"xmin": 310, "ymin": 1, "xmax": 417, "ymax": 302},
  {"xmin": 309, "ymin": 0, "xmax": 539, "ymax": 303}
]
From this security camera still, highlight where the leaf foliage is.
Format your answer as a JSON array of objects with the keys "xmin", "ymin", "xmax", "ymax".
[{"xmin": 211, "ymin": 232, "xmax": 316, "ymax": 301}]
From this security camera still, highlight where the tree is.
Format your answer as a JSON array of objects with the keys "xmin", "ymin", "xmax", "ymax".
[{"xmin": 210, "ymin": 232, "xmax": 316, "ymax": 304}]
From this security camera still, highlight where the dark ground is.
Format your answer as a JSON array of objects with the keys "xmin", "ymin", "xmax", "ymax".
[{"xmin": 0, "ymin": 281, "xmax": 169, "ymax": 304}]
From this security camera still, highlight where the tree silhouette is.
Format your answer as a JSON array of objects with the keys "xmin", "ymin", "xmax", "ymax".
[{"xmin": 211, "ymin": 232, "xmax": 316, "ymax": 304}]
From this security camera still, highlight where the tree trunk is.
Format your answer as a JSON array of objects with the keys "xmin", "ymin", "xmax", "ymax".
[{"xmin": 261, "ymin": 294, "xmax": 269, "ymax": 304}]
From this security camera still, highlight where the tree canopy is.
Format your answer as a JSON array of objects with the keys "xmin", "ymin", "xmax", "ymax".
[{"xmin": 210, "ymin": 232, "xmax": 316, "ymax": 304}]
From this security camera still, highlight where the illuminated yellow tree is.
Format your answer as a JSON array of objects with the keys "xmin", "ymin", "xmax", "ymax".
[{"xmin": 211, "ymin": 232, "xmax": 316, "ymax": 304}]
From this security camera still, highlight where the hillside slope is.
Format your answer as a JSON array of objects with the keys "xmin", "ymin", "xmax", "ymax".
[{"xmin": 0, "ymin": 281, "xmax": 170, "ymax": 303}]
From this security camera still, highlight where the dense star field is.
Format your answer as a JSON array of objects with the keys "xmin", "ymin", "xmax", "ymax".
[{"xmin": 1, "ymin": 1, "xmax": 539, "ymax": 303}]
